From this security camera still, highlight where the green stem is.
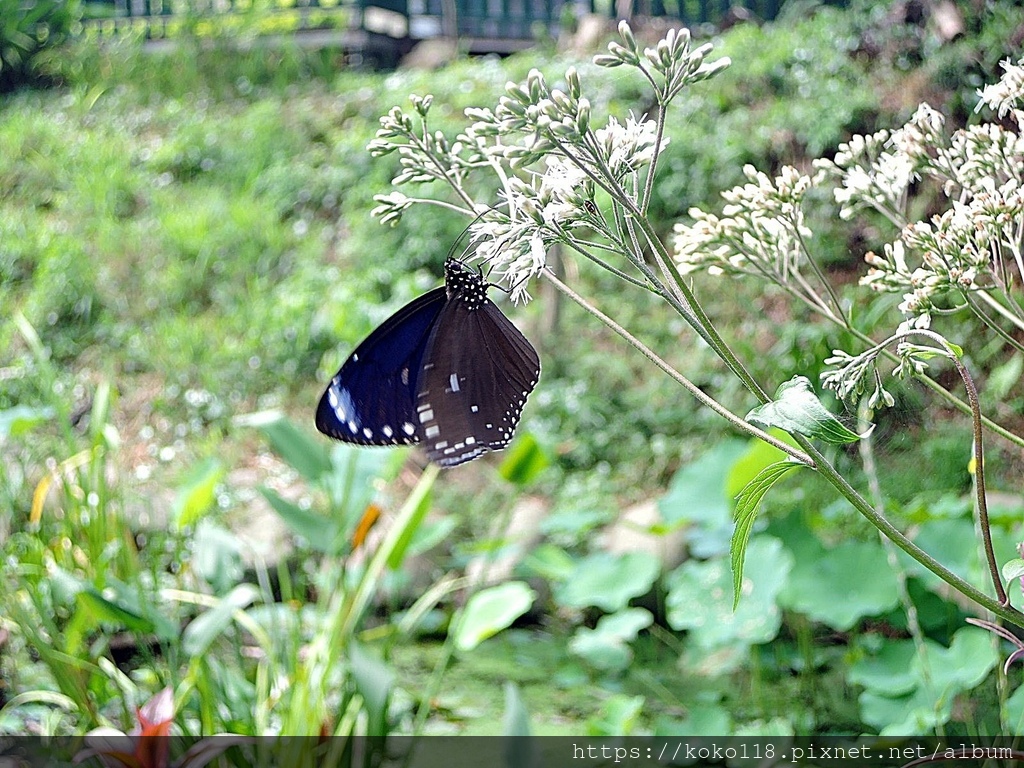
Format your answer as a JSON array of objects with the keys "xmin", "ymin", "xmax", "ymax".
[
  {"xmin": 903, "ymin": 329, "xmax": 1006, "ymax": 606},
  {"xmin": 631, "ymin": 213, "xmax": 771, "ymax": 402},
  {"xmin": 543, "ymin": 269, "xmax": 812, "ymax": 465},
  {"xmin": 797, "ymin": 434, "xmax": 1024, "ymax": 626}
]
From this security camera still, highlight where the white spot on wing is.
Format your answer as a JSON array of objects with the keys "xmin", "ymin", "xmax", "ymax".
[
  {"xmin": 449, "ymin": 373, "xmax": 460, "ymax": 392},
  {"xmin": 402, "ymin": 422, "xmax": 415, "ymax": 436}
]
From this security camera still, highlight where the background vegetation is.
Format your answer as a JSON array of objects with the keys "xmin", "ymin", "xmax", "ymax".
[{"xmin": 2, "ymin": 0, "xmax": 1023, "ymax": 741}]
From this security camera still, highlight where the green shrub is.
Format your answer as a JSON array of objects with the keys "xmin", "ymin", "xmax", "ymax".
[{"xmin": 0, "ymin": 0, "xmax": 80, "ymax": 91}]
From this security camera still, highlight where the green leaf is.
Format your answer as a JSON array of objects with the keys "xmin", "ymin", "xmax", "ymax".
[
  {"xmin": 453, "ymin": 581, "xmax": 535, "ymax": 652},
  {"xmin": 1005, "ymin": 683, "xmax": 1024, "ymax": 733},
  {"xmin": 173, "ymin": 457, "xmax": 225, "ymax": 529},
  {"xmin": 569, "ymin": 608, "xmax": 653, "ymax": 671},
  {"xmin": 778, "ymin": 540, "xmax": 899, "ymax": 630},
  {"xmin": 522, "ymin": 543, "xmax": 575, "ymax": 581},
  {"xmin": 502, "ymin": 682, "xmax": 533, "ymax": 739},
  {"xmin": 76, "ymin": 590, "xmax": 155, "ymax": 634},
  {"xmin": 349, "ymin": 640, "xmax": 394, "ymax": 737},
  {"xmin": 666, "ymin": 536, "xmax": 791, "ymax": 649},
  {"xmin": 259, "ymin": 486, "xmax": 342, "ymax": 555},
  {"xmin": 256, "ymin": 414, "xmax": 333, "ymax": 482},
  {"xmin": 988, "ymin": 353, "xmax": 1023, "ymax": 401},
  {"xmin": 659, "ymin": 441, "xmax": 747, "ymax": 558},
  {"xmin": 554, "ymin": 552, "xmax": 660, "ymax": 613},
  {"xmin": 854, "ymin": 628, "xmax": 997, "ymax": 736},
  {"xmin": 847, "ymin": 639, "xmax": 918, "ymax": 696},
  {"xmin": 1002, "ymin": 558, "xmax": 1024, "ymax": 582},
  {"xmin": 498, "ymin": 432, "xmax": 549, "ymax": 485},
  {"xmin": 919, "ymin": 627, "xmax": 997, "ymax": 693},
  {"xmin": 725, "ymin": 429, "xmax": 801, "ymax": 498},
  {"xmin": 385, "ymin": 484, "xmax": 433, "ymax": 570},
  {"xmin": 182, "ymin": 584, "xmax": 260, "ymax": 658},
  {"xmin": 660, "ymin": 441, "xmax": 747, "ymax": 526},
  {"xmin": 0, "ymin": 405, "xmax": 53, "ymax": 438},
  {"xmin": 746, "ymin": 376, "xmax": 862, "ymax": 444},
  {"xmin": 192, "ymin": 520, "xmax": 245, "ymax": 595},
  {"xmin": 586, "ymin": 694, "xmax": 644, "ymax": 736},
  {"xmin": 655, "ymin": 706, "xmax": 732, "ymax": 737},
  {"xmin": 730, "ymin": 461, "xmax": 801, "ymax": 609}
]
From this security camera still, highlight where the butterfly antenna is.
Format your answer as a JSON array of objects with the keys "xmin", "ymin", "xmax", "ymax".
[{"xmin": 445, "ymin": 206, "xmax": 505, "ymax": 269}]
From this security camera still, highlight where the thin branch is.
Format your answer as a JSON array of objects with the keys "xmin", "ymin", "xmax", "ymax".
[{"xmin": 542, "ymin": 268, "xmax": 813, "ymax": 466}]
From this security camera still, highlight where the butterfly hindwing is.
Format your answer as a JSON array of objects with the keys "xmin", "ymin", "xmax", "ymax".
[
  {"xmin": 415, "ymin": 263, "xmax": 541, "ymax": 467},
  {"xmin": 316, "ymin": 287, "xmax": 447, "ymax": 446}
]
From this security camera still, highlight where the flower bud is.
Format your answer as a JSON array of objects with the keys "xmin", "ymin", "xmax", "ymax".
[
  {"xmin": 576, "ymin": 98, "xmax": 591, "ymax": 134},
  {"xmin": 617, "ymin": 20, "xmax": 636, "ymax": 52},
  {"xmin": 505, "ymin": 81, "xmax": 530, "ymax": 104},
  {"xmin": 565, "ymin": 66, "xmax": 581, "ymax": 99},
  {"xmin": 528, "ymin": 69, "xmax": 547, "ymax": 101},
  {"xmin": 551, "ymin": 89, "xmax": 573, "ymax": 113}
]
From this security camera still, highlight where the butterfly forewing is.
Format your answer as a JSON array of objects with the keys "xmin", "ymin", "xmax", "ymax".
[
  {"xmin": 415, "ymin": 262, "xmax": 541, "ymax": 467},
  {"xmin": 316, "ymin": 287, "xmax": 446, "ymax": 446}
]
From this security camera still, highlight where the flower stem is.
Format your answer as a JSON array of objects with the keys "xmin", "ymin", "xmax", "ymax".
[{"xmin": 542, "ymin": 268, "xmax": 812, "ymax": 465}]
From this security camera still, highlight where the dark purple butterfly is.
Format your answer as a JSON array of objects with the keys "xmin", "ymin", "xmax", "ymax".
[{"xmin": 316, "ymin": 259, "xmax": 540, "ymax": 467}]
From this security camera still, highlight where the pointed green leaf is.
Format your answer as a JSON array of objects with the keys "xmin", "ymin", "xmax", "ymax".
[
  {"xmin": 503, "ymin": 682, "xmax": 533, "ymax": 739},
  {"xmin": 730, "ymin": 461, "xmax": 801, "ymax": 609},
  {"xmin": 350, "ymin": 640, "xmax": 395, "ymax": 737},
  {"xmin": 76, "ymin": 590, "xmax": 155, "ymax": 634},
  {"xmin": 1002, "ymin": 559, "xmax": 1024, "ymax": 582},
  {"xmin": 746, "ymin": 376, "xmax": 862, "ymax": 444},
  {"xmin": 259, "ymin": 486, "xmax": 343, "ymax": 554},
  {"xmin": 453, "ymin": 581, "xmax": 535, "ymax": 652},
  {"xmin": 498, "ymin": 432, "xmax": 549, "ymax": 485},
  {"xmin": 182, "ymin": 584, "xmax": 260, "ymax": 658},
  {"xmin": 0, "ymin": 405, "xmax": 54, "ymax": 438},
  {"xmin": 173, "ymin": 458, "xmax": 225, "ymax": 529},
  {"xmin": 385, "ymin": 485, "xmax": 433, "ymax": 570},
  {"xmin": 256, "ymin": 415, "xmax": 332, "ymax": 482}
]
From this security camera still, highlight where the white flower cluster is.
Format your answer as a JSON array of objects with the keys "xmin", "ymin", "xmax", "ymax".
[
  {"xmin": 594, "ymin": 113, "xmax": 667, "ymax": 180},
  {"xmin": 469, "ymin": 155, "xmax": 597, "ymax": 303},
  {"xmin": 366, "ymin": 22, "xmax": 730, "ymax": 302},
  {"xmin": 976, "ymin": 57, "xmax": 1024, "ymax": 119},
  {"xmin": 672, "ymin": 165, "xmax": 811, "ymax": 281},
  {"xmin": 814, "ymin": 60, "xmax": 1024, "ymax": 329}
]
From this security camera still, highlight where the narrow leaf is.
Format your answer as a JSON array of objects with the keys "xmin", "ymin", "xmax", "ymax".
[
  {"xmin": 259, "ymin": 486, "xmax": 342, "ymax": 554},
  {"xmin": 76, "ymin": 590, "xmax": 156, "ymax": 634},
  {"xmin": 350, "ymin": 640, "xmax": 395, "ymax": 737},
  {"xmin": 0, "ymin": 405, "xmax": 53, "ymax": 438},
  {"xmin": 453, "ymin": 582, "xmax": 535, "ymax": 652},
  {"xmin": 257, "ymin": 415, "xmax": 333, "ymax": 482},
  {"xmin": 503, "ymin": 685, "xmax": 538, "ymax": 768},
  {"xmin": 746, "ymin": 376, "xmax": 862, "ymax": 444},
  {"xmin": 498, "ymin": 432, "xmax": 549, "ymax": 485},
  {"xmin": 173, "ymin": 458, "xmax": 225, "ymax": 529},
  {"xmin": 182, "ymin": 584, "xmax": 259, "ymax": 658},
  {"xmin": 730, "ymin": 462, "xmax": 801, "ymax": 609}
]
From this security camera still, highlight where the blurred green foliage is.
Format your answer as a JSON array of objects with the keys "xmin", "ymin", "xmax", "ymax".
[
  {"xmin": 0, "ymin": 0, "xmax": 80, "ymax": 91},
  {"xmin": 2, "ymin": 0, "xmax": 1024, "ymax": 738}
]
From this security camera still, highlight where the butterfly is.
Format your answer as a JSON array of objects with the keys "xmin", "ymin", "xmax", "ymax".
[{"xmin": 315, "ymin": 258, "xmax": 540, "ymax": 467}]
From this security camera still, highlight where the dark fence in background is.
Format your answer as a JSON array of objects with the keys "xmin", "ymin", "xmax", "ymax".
[{"xmin": 82, "ymin": 0, "xmax": 848, "ymax": 51}]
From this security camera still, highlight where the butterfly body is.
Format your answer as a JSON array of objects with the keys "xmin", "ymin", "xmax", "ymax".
[{"xmin": 316, "ymin": 259, "xmax": 540, "ymax": 467}]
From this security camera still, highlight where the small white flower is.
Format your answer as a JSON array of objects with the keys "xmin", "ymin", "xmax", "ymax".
[{"xmin": 977, "ymin": 58, "xmax": 1024, "ymax": 119}]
